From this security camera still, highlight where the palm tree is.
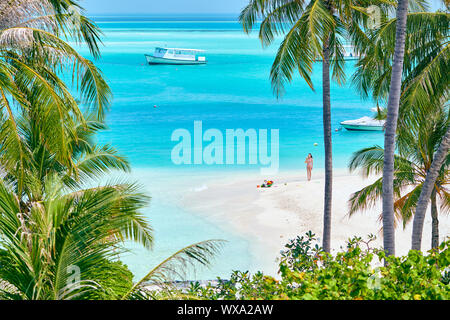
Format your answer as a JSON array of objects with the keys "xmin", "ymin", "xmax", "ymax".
[
  {"xmin": 381, "ymin": 0, "xmax": 410, "ymax": 257},
  {"xmin": 0, "ymin": 103, "xmax": 148, "ymax": 299},
  {"xmin": 0, "ymin": 171, "xmax": 224, "ymax": 299},
  {"xmin": 0, "ymin": 105, "xmax": 226, "ymax": 299},
  {"xmin": 0, "ymin": 172, "xmax": 152, "ymax": 299},
  {"xmin": 412, "ymin": 125, "xmax": 450, "ymax": 250},
  {"xmin": 353, "ymin": 3, "xmax": 449, "ymax": 251},
  {"xmin": 0, "ymin": 2, "xmax": 225, "ymax": 299},
  {"xmin": 348, "ymin": 105, "xmax": 449, "ymax": 250},
  {"xmin": 0, "ymin": 110, "xmax": 131, "ymax": 201},
  {"xmin": 239, "ymin": 0, "xmax": 392, "ymax": 252},
  {"xmin": 408, "ymin": 2, "xmax": 450, "ymax": 251},
  {"xmin": 0, "ymin": 0, "xmax": 112, "ymax": 194}
]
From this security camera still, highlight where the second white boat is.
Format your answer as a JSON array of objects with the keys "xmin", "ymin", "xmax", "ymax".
[{"xmin": 340, "ymin": 116, "xmax": 385, "ymax": 131}]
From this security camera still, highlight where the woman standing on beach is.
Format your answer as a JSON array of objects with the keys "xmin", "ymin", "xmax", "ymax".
[{"xmin": 305, "ymin": 154, "xmax": 313, "ymax": 181}]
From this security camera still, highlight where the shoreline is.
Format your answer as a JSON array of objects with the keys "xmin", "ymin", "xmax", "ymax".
[
  {"xmin": 179, "ymin": 168, "xmax": 450, "ymax": 277},
  {"xmin": 122, "ymin": 166, "xmax": 450, "ymax": 279}
]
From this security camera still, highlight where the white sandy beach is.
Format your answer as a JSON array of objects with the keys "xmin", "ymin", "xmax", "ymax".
[{"xmin": 182, "ymin": 170, "xmax": 450, "ymax": 276}]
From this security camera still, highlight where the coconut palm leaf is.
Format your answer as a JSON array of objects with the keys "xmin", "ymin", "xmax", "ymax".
[
  {"xmin": 328, "ymin": 18, "xmax": 346, "ymax": 85},
  {"xmin": 0, "ymin": 1, "xmax": 112, "ymax": 178},
  {"xmin": 349, "ymin": 145, "xmax": 417, "ymax": 178},
  {"xmin": 352, "ymin": 10, "xmax": 449, "ymax": 118},
  {"xmin": 64, "ymin": 145, "xmax": 130, "ymax": 186},
  {"xmin": 122, "ymin": 240, "xmax": 225, "ymax": 300},
  {"xmin": 439, "ymin": 189, "xmax": 450, "ymax": 213},
  {"xmin": 394, "ymin": 184, "xmax": 422, "ymax": 227},
  {"xmin": 0, "ymin": 105, "xmax": 130, "ymax": 201},
  {"xmin": 348, "ymin": 103, "xmax": 450, "ymax": 243},
  {"xmin": 1, "ymin": 26, "xmax": 112, "ymax": 120},
  {"xmin": 239, "ymin": 0, "xmax": 269, "ymax": 34},
  {"xmin": 348, "ymin": 176, "xmax": 384, "ymax": 215},
  {"xmin": 257, "ymin": 0, "xmax": 307, "ymax": 47},
  {"xmin": 0, "ymin": 0, "xmax": 103, "ymax": 58},
  {"xmin": 0, "ymin": 173, "xmax": 154, "ymax": 300}
]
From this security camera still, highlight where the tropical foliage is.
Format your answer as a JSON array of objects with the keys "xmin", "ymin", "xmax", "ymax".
[
  {"xmin": 353, "ymin": 1, "xmax": 450, "ymax": 252},
  {"xmin": 348, "ymin": 103, "xmax": 449, "ymax": 249},
  {"xmin": 353, "ymin": 5, "xmax": 449, "ymax": 127},
  {"xmin": 0, "ymin": 0, "xmax": 112, "ymax": 192},
  {"xmin": 0, "ymin": 173, "xmax": 152, "ymax": 299},
  {"xmin": 0, "ymin": 0, "xmax": 223, "ymax": 300},
  {"xmin": 188, "ymin": 232, "xmax": 450, "ymax": 300}
]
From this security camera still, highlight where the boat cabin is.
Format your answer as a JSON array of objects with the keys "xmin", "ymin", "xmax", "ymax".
[{"xmin": 153, "ymin": 47, "xmax": 206, "ymax": 62}]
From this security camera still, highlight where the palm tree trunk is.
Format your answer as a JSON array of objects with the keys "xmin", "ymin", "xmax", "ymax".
[
  {"xmin": 430, "ymin": 188, "xmax": 439, "ymax": 249},
  {"xmin": 322, "ymin": 37, "xmax": 332, "ymax": 253},
  {"xmin": 381, "ymin": 0, "xmax": 409, "ymax": 257},
  {"xmin": 412, "ymin": 124, "xmax": 450, "ymax": 250}
]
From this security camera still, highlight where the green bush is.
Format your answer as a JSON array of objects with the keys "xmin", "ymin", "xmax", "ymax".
[{"xmin": 189, "ymin": 232, "xmax": 449, "ymax": 300}]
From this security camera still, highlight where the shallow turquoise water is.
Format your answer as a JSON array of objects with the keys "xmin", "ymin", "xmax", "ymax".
[{"xmin": 77, "ymin": 15, "xmax": 384, "ymax": 280}]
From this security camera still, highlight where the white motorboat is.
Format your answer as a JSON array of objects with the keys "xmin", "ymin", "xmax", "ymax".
[
  {"xmin": 145, "ymin": 47, "xmax": 207, "ymax": 65},
  {"xmin": 340, "ymin": 116, "xmax": 385, "ymax": 131}
]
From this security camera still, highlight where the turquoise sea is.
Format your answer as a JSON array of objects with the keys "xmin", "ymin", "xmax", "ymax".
[{"xmin": 77, "ymin": 15, "xmax": 384, "ymax": 280}]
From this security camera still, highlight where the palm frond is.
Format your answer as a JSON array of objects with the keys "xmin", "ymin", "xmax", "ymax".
[
  {"xmin": 122, "ymin": 240, "xmax": 225, "ymax": 300},
  {"xmin": 258, "ymin": 0, "xmax": 306, "ymax": 47},
  {"xmin": 239, "ymin": 0, "xmax": 270, "ymax": 33}
]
